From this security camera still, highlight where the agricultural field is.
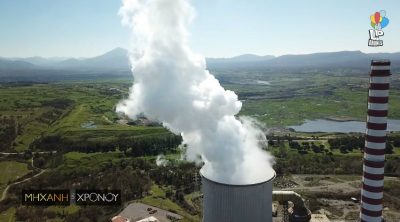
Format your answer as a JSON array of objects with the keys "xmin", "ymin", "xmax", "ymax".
[
  {"xmin": 225, "ymin": 72, "xmax": 400, "ymax": 126},
  {"xmin": 0, "ymin": 81, "xmax": 172, "ymax": 153},
  {"xmin": 0, "ymin": 161, "xmax": 31, "ymax": 197},
  {"xmin": 0, "ymin": 160, "xmax": 32, "ymax": 222},
  {"xmin": 0, "ymin": 207, "xmax": 16, "ymax": 222}
]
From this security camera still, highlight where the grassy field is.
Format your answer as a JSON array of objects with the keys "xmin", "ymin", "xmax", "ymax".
[
  {"xmin": 45, "ymin": 205, "xmax": 80, "ymax": 221},
  {"xmin": 218, "ymin": 67, "xmax": 399, "ymax": 128},
  {"xmin": 57, "ymin": 151, "xmax": 124, "ymax": 176},
  {"xmin": 0, "ymin": 81, "xmax": 171, "ymax": 152},
  {"xmin": 141, "ymin": 184, "xmax": 200, "ymax": 222},
  {"xmin": 225, "ymin": 73, "xmax": 400, "ymax": 126},
  {"xmin": 0, "ymin": 161, "xmax": 31, "ymax": 195},
  {"xmin": 1, "ymin": 73, "xmax": 399, "ymax": 154},
  {"xmin": 0, "ymin": 84, "xmax": 179, "ymax": 217},
  {"xmin": 0, "ymin": 161, "xmax": 30, "ymax": 221},
  {"xmin": 1, "ymin": 72, "xmax": 399, "ymax": 220},
  {"xmin": 0, "ymin": 207, "xmax": 15, "ymax": 222}
]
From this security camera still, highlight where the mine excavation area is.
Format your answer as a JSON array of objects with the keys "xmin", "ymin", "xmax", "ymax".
[{"xmin": 274, "ymin": 175, "xmax": 400, "ymax": 221}]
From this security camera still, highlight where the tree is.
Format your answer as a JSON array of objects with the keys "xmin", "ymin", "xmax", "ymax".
[
  {"xmin": 24, "ymin": 150, "xmax": 33, "ymax": 159},
  {"xmin": 311, "ymin": 143, "xmax": 321, "ymax": 153},
  {"xmin": 119, "ymin": 145, "xmax": 127, "ymax": 154},
  {"xmin": 392, "ymin": 137, "xmax": 400, "ymax": 147},
  {"xmin": 278, "ymin": 143, "xmax": 288, "ymax": 158},
  {"xmin": 268, "ymin": 140, "xmax": 275, "ymax": 147},
  {"xmin": 35, "ymin": 157, "xmax": 45, "ymax": 168},
  {"xmin": 289, "ymin": 141, "xmax": 300, "ymax": 150},
  {"xmin": 340, "ymin": 145, "xmax": 348, "ymax": 154},
  {"xmin": 386, "ymin": 143, "xmax": 394, "ymax": 154}
]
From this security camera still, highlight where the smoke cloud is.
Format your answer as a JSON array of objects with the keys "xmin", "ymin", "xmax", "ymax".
[{"xmin": 117, "ymin": 0, "xmax": 274, "ymax": 184}]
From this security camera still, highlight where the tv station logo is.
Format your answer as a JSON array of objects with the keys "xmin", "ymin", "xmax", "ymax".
[
  {"xmin": 368, "ymin": 10, "xmax": 389, "ymax": 47},
  {"xmin": 22, "ymin": 190, "xmax": 70, "ymax": 206},
  {"xmin": 22, "ymin": 190, "xmax": 121, "ymax": 206},
  {"xmin": 72, "ymin": 190, "xmax": 121, "ymax": 206}
]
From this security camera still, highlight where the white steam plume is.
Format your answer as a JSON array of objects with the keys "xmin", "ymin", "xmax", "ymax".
[{"xmin": 117, "ymin": 0, "xmax": 274, "ymax": 184}]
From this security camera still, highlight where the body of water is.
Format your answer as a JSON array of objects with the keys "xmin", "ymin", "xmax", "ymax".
[
  {"xmin": 289, "ymin": 119, "xmax": 400, "ymax": 133},
  {"xmin": 256, "ymin": 80, "xmax": 271, "ymax": 85},
  {"xmin": 81, "ymin": 121, "xmax": 97, "ymax": 129}
]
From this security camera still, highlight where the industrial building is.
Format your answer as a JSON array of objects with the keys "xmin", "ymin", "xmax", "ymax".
[
  {"xmin": 112, "ymin": 203, "xmax": 182, "ymax": 222},
  {"xmin": 199, "ymin": 60, "xmax": 392, "ymax": 222}
]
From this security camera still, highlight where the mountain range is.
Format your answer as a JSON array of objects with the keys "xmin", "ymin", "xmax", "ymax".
[
  {"xmin": 1, "ymin": 48, "xmax": 399, "ymax": 79},
  {"xmin": 0, "ymin": 47, "xmax": 130, "ymax": 71}
]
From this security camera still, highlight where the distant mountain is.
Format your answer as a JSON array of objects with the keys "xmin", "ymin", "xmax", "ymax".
[
  {"xmin": 1, "ymin": 48, "xmax": 400, "ymax": 81},
  {"xmin": 266, "ymin": 51, "xmax": 369, "ymax": 67},
  {"xmin": 0, "ymin": 58, "xmax": 36, "ymax": 70},
  {"xmin": 1, "ymin": 48, "xmax": 131, "ymax": 71},
  {"xmin": 206, "ymin": 51, "xmax": 400, "ymax": 70},
  {"xmin": 13, "ymin": 56, "xmax": 67, "ymax": 66},
  {"xmin": 54, "ymin": 47, "xmax": 131, "ymax": 70},
  {"xmin": 207, "ymin": 54, "xmax": 275, "ymax": 64},
  {"xmin": 0, "ymin": 48, "xmax": 132, "ymax": 81},
  {"xmin": 368, "ymin": 52, "xmax": 400, "ymax": 61}
]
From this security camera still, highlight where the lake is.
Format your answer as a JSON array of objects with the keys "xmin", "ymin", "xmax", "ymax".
[
  {"xmin": 81, "ymin": 121, "xmax": 97, "ymax": 129},
  {"xmin": 288, "ymin": 119, "xmax": 400, "ymax": 133},
  {"xmin": 256, "ymin": 80, "xmax": 271, "ymax": 85}
]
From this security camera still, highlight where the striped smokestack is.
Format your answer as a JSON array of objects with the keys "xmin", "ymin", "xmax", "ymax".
[{"xmin": 360, "ymin": 60, "xmax": 391, "ymax": 222}]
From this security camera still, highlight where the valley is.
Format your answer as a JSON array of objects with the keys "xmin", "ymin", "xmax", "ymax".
[{"xmin": 0, "ymin": 67, "xmax": 400, "ymax": 221}]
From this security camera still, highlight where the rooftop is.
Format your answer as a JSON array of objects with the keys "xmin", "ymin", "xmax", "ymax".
[{"xmin": 116, "ymin": 203, "xmax": 183, "ymax": 222}]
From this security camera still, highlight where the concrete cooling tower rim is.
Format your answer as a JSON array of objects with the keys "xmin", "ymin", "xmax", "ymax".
[
  {"xmin": 200, "ymin": 168, "xmax": 276, "ymax": 186},
  {"xmin": 371, "ymin": 60, "xmax": 390, "ymax": 65}
]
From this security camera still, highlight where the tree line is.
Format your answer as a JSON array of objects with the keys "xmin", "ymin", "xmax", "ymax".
[
  {"xmin": 30, "ymin": 133, "xmax": 182, "ymax": 156},
  {"xmin": 0, "ymin": 116, "xmax": 20, "ymax": 152}
]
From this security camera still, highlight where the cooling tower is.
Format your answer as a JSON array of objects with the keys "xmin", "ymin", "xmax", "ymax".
[
  {"xmin": 201, "ymin": 168, "xmax": 275, "ymax": 222},
  {"xmin": 360, "ymin": 60, "xmax": 391, "ymax": 222}
]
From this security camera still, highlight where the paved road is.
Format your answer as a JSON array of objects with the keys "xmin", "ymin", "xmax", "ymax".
[
  {"xmin": 0, "ymin": 169, "xmax": 46, "ymax": 202},
  {"xmin": 0, "ymin": 151, "xmax": 57, "ymax": 155},
  {"xmin": 0, "ymin": 155, "xmax": 51, "ymax": 202}
]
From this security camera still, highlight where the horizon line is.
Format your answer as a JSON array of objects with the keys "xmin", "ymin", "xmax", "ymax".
[{"xmin": 1, "ymin": 48, "xmax": 400, "ymax": 60}]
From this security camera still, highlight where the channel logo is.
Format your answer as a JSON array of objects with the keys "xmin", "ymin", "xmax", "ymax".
[
  {"xmin": 22, "ymin": 190, "xmax": 70, "ymax": 206},
  {"xmin": 22, "ymin": 189, "xmax": 121, "ymax": 206},
  {"xmin": 368, "ymin": 10, "xmax": 389, "ymax": 47},
  {"xmin": 73, "ymin": 190, "xmax": 121, "ymax": 206}
]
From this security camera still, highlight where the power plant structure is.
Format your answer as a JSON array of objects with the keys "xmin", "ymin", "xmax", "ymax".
[
  {"xmin": 199, "ymin": 60, "xmax": 393, "ymax": 222},
  {"xmin": 201, "ymin": 168, "xmax": 275, "ymax": 222},
  {"xmin": 360, "ymin": 60, "xmax": 391, "ymax": 222},
  {"xmin": 112, "ymin": 61, "xmax": 393, "ymax": 222},
  {"xmin": 273, "ymin": 191, "xmax": 312, "ymax": 222}
]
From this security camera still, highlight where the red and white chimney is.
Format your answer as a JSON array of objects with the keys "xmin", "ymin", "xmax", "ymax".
[{"xmin": 360, "ymin": 60, "xmax": 391, "ymax": 222}]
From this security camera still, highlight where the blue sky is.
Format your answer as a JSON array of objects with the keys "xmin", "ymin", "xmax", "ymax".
[{"xmin": 0, "ymin": 0, "xmax": 399, "ymax": 58}]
